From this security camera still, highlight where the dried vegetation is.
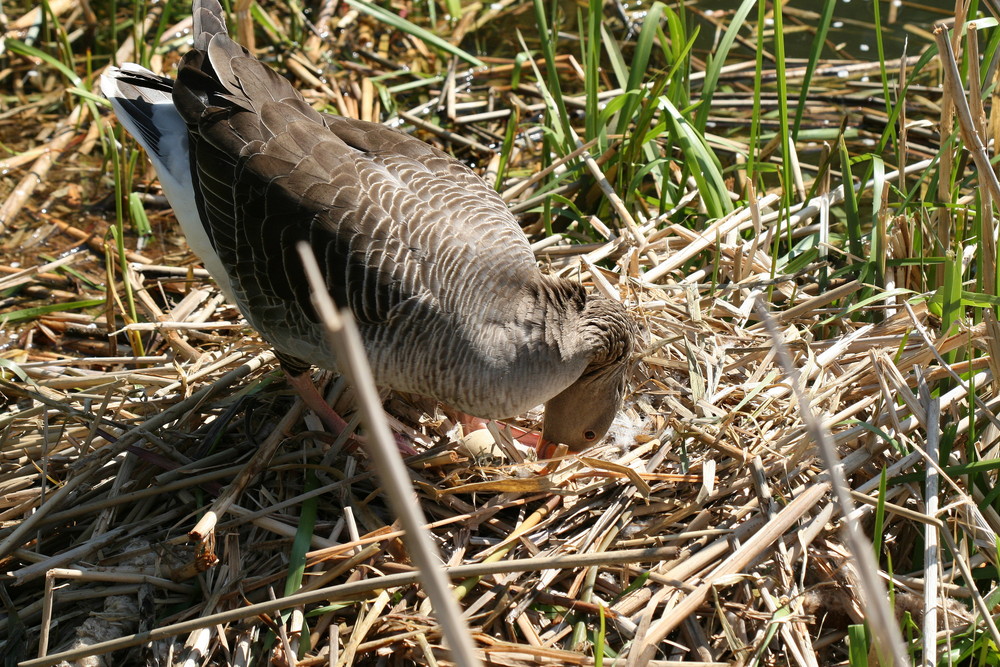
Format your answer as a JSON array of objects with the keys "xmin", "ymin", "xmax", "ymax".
[{"xmin": 0, "ymin": 0, "xmax": 997, "ymax": 665}]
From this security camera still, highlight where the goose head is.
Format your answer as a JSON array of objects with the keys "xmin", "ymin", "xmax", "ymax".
[{"xmin": 541, "ymin": 297, "xmax": 638, "ymax": 451}]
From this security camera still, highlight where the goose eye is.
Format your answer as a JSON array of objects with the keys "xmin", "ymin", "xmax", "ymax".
[{"xmin": 584, "ymin": 430, "xmax": 597, "ymax": 441}]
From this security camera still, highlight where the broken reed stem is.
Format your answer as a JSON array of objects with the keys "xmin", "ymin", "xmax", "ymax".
[
  {"xmin": 934, "ymin": 25, "xmax": 1000, "ymax": 203},
  {"xmin": 0, "ymin": 105, "xmax": 86, "ymax": 232},
  {"xmin": 453, "ymin": 494, "xmax": 563, "ymax": 601},
  {"xmin": 632, "ymin": 481, "xmax": 830, "ymax": 663},
  {"xmin": 188, "ymin": 400, "xmax": 305, "ymax": 541}
]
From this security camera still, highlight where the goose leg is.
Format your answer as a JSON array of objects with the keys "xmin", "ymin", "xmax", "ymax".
[
  {"xmin": 283, "ymin": 369, "xmax": 350, "ymax": 435},
  {"xmin": 277, "ymin": 353, "xmax": 350, "ymax": 435},
  {"xmin": 285, "ymin": 371, "xmax": 420, "ymax": 455},
  {"xmin": 280, "ymin": 353, "xmax": 419, "ymax": 455}
]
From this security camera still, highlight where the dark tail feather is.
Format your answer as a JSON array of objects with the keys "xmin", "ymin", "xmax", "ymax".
[{"xmin": 192, "ymin": 0, "xmax": 228, "ymax": 51}]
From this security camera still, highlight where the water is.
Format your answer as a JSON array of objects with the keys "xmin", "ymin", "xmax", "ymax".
[
  {"xmin": 693, "ymin": 0, "xmax": 955, "ymax": 62},
  {"xmin": 469, "ymin": 0, "xmax": 957, "ymax": 67}
]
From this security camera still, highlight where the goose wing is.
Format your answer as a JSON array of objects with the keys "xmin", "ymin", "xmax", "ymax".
[{"xmin": 172, "ymin": 29, "xmax": 537, "ymax": 332}]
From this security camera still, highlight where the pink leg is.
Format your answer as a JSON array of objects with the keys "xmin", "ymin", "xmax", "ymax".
[
  {"xmin": 285, "ymin": 371, "xmax": 350, "ymax": 435},
  {"xmin": 284, "ymin": 371, "xmax": 419, "ymax": 456}
]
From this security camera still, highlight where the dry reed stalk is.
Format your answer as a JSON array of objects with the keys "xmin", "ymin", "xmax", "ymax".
[
  {"xmin": 0, "ymin": 105, "xmax": 86, "ymax": 232},
  {"xmin": 298, "ymin": 242, "xmax": 483, "ymax": 666}
]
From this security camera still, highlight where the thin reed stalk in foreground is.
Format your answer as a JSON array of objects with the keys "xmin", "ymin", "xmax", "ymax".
[
  {"xmin": 755, "ymin": 298, "xmax": 909, "ymax": 666},
  {"xmin": 296, "ymin": 242, "xmax": 483, "ymax": 667}
]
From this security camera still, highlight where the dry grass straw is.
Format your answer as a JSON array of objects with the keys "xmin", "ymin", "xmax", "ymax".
[{"xmin": 0, "ymin": 1, "xmax": 997, "ymax": 665}]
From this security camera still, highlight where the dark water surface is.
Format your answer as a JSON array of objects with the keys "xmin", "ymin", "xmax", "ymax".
[
  {"xmin": 471, "ymin": 0, "xmax": 962, "ymax": 68},
  {"xmin": 696, "ymin": 0, "xmax": 958, "ymax": 62}
]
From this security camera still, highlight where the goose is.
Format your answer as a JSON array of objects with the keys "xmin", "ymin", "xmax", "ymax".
[{"xmin": 100, "ymin": 0, "xmax": 637, "ymax": 451}]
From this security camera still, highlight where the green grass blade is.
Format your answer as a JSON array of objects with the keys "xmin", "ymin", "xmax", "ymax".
[
  {"xmin": 250, "ymin": 3, "xmax": 291, "ymax": 45},
  {"xmin": 107, "ymin": 225, "xmax": 141, "ymax": 352},
  {"xmin": 872, "ymin": 468, "xmax": 888, "ymax": 564},
  {"xmin": 595, "ymin": 604, "xmax": 606, "ymax": 667},
  {"xmin": 870, "ymin": 155, "xmax": 886, "ymax": 287},
  {"xmin": 771, "ymin": 0, "xmax": 794, "ymax": 248},
  {"xmin": 816, "ymin": 288, "xmax": 914, "ymax": 327},
  {"xmin": 494, "ymin": 108, "xmax": 520, "ymax": 192},
  {"xmin": 0, "ymin": 358, "xmax": 30, "ymax": 382},
  {"xmin": 584, "ymin": 0, "xmax": 603, "ymax": 147},
  {"xmin": 695, "ymin": 0, "xmax": 755, "ymax": 132},
  {"xmin": 0, "ymin": 299, "xmax": 106, "ymax": 325},
  {"xmin": 128, "ymin": 193, "xmax": 153, "ymax": 240},
  {"xmin": 889, "ymin": 457, "xmax": 1000, "ymax": 485},
  {"xmin": 791, "ymin": 0, "xmax": 836, "ymax": 138},
  {"xmin": 659, "ymin": 96, "xmax": 733, "ymax": 217},
  {"xmin": 601, "ymin": 22, "xmax": 629, "ymax": 89},
  {"xmin": 848, "ymin": 624, "xmax": 870, "ymax": 667},
  {"xmin": 344, "ymin": 0, "xmax": 484, "ymax": 67},
  {"xmin": 284, "ymin": 469, "xmax": 319, "ymax": 596},
  {"xmin": 940, "ymin": 247, "xmax": 963, "ymax": 339},
  {"xmin": 871, "ymin": 0, "xmax": 892, "ymax": 115},
  {"xmin": 745, "ymin": 0, "xmax": 767, "ymax": 187},
  {"xmin": 626, "ymin": 2, "xmax": 664, "ymax": 94},
  {"xmin": 614, "ymin": 2, "xmax": 664, "ymax": 137},
  {"xmin": 284, "ymin": 470, "xmax": 319, "ymax": 653},
  {"xmin": 67, "ymin": 87, "xmax": 112, "ymax": 106},
  {"xmin": 838, "ymin": 136, "xmax": 863, "ymax": 261},
  {"xmin": 6, "ymin": 39, "xmax": 82, "ymax": 88},
  {"xmin": 530, "ymin": 0, "xmax": 573, "ymax": 152}
]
